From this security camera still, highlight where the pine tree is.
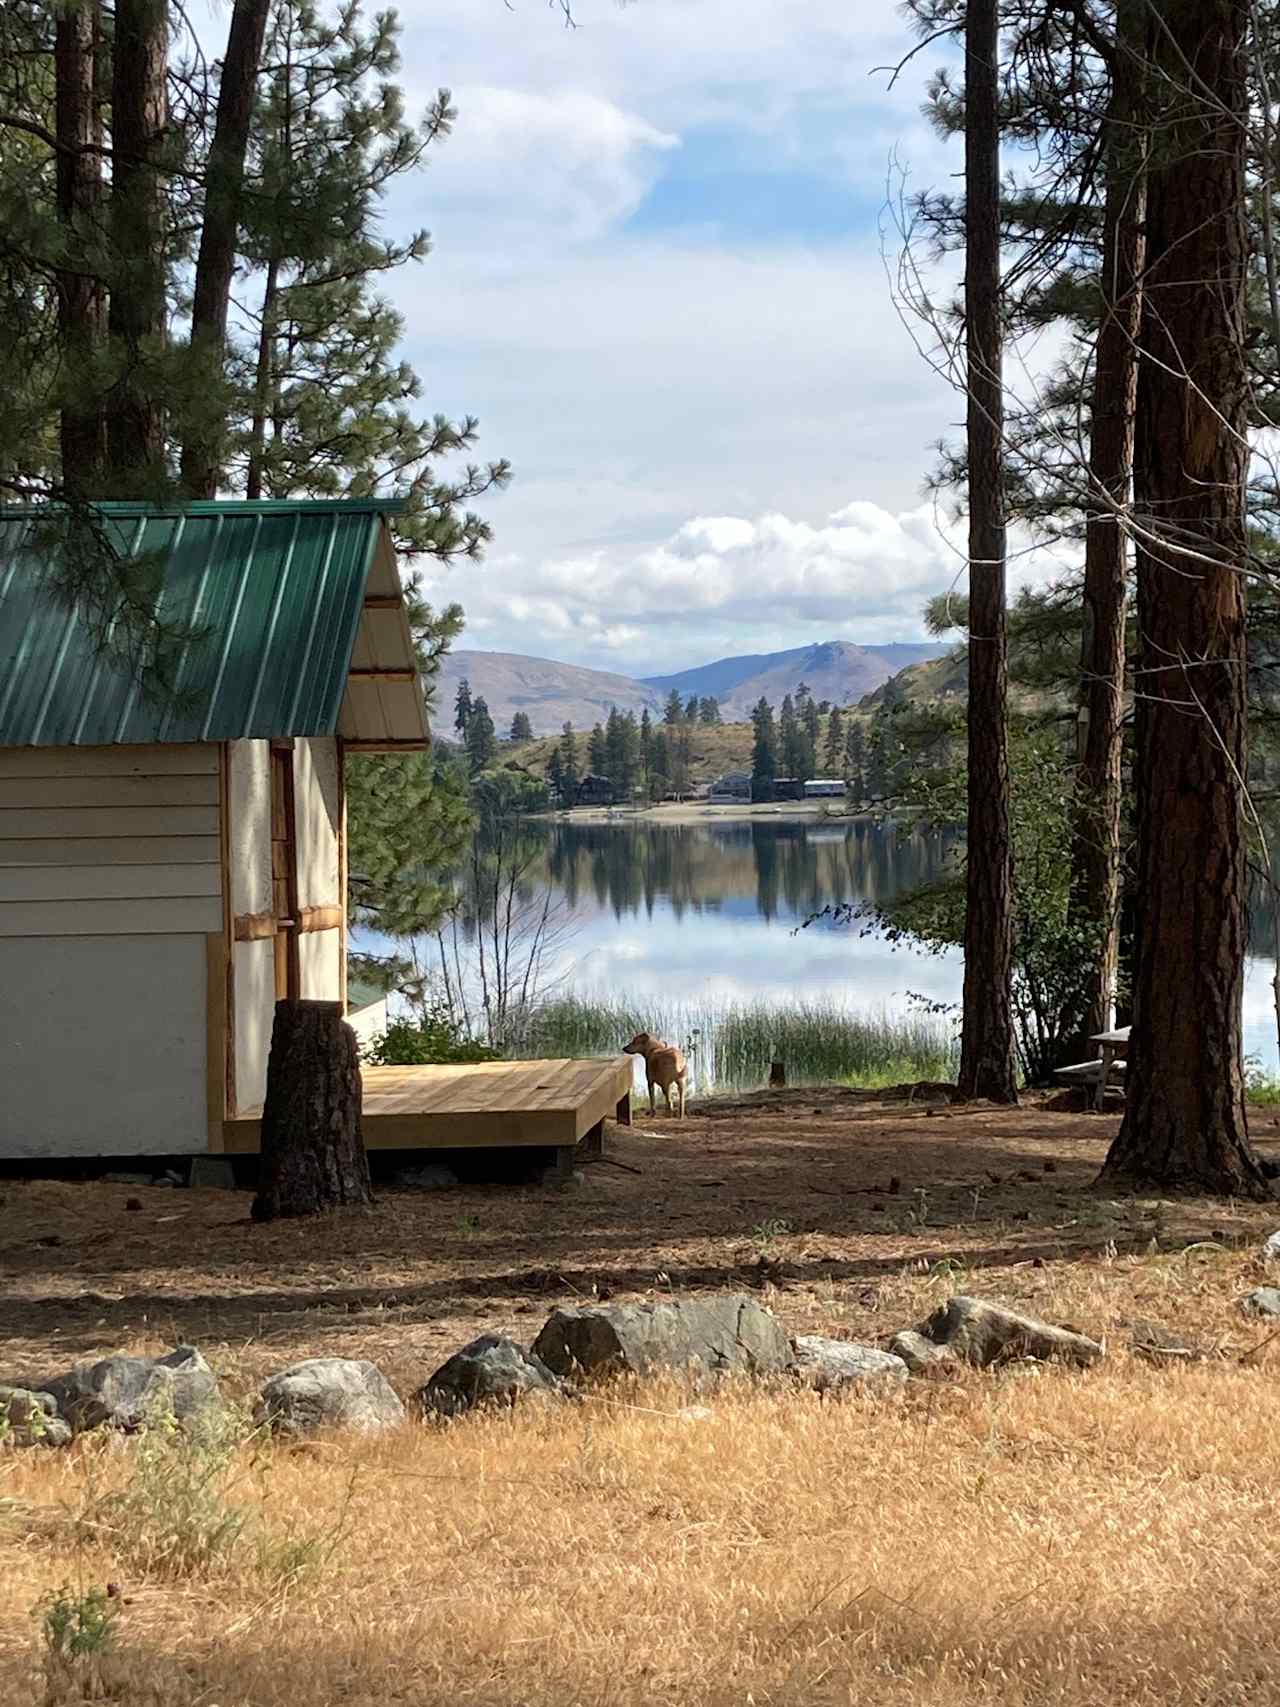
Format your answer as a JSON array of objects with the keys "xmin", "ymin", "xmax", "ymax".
[
  {"xmin": 823, "ymin": 705, "xmax": 845, "ymax": 773},
  {"xmin": 779, "ymin": 694, "xmax": 805, "ymax": 778},
  {"xmin": 801, "ymin": 695, "xmax": 820, "ymax": 779},
  {"xmin": 639, "ymin": 707, "xmax": 653, "ymax": 790},
  {"xmin": 589, "ymin": 722, "xmax": 607, "ymax": 775},
  {"xmin": 684, "ymin": 693, "xmax": 699, "ymax": 722},
  {"xmin": 844, "ymin": 720, "xmax": 866, "ymax": 799},
  {"xmin": 664, "ymin": 689, "xmax": 684, "ymax": 727},
  {"xmin": 454, "ymin": 678, "xmax": 473, "ymax": 738},
  {"xmin": 751, "ymin": 697, "xmax": 777, "ymax": 799},
  {"xmin": 509, "ymin": 711, "xmax": 532, "ymax": 743},
  {"xmin": 545, "ymin": 747, "xmax": 564, "ymax": 803},
  {"xmin": 559, "ymin": 723, "xmax": 580, "ymax": 795},
  {"xmin": 699, "ymin": 696, "xmax": 721, "ymax": 725},
  {"xmin": 465, "ymin": 696, "xmax": 496, "ymax": 775},
  {"xmin": 649, "ymin": 729, "xmax": 670, "ymax": 800}
]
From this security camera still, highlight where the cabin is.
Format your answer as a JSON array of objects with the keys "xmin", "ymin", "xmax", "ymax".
[
  {"xmin": 773, "ymin": 777, "xmax": 806, "ymax": 802},
  {"xmin": 0, "ymin": 499, "xmax": 427, "ymax": 1160},
  {"xmin": 575, "ymin": 773, "xmax": 615, "ymax": 807},
  {"xmin": 709, "ymin": 771, "xmax": 752, "ymax": 804},
  {"xmin": 803, "ymin": 778, "xmax": 847, "ymax": 799}
]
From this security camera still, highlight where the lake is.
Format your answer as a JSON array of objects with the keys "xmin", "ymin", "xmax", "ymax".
[{"xmin": 361, "ymin": 811, "xmax": 1280, "ymax": 1081}]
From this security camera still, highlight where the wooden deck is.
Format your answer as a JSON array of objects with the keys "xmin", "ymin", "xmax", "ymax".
[{"xmin": 221, "ymin": 1056, "xmax": 633, "ymax": 1158}]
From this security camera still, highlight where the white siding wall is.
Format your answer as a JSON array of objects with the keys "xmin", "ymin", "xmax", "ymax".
[
  {"xmin": 295, "ymin": 736, "xmax": 342, "ymax": 1001},
  {"xmin": 229, "ymin": 739, "xmax": 274, "ymax": 1114},
  {"xmin": 0, "ymin": 744, "xmax": 221, "ymax": 1156}
]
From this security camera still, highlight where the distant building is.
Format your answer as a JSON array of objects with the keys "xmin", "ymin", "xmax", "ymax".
[
  {"xmin": 575, "ymin": 773, "xmax": 615, "ymax": 807},
  {"xmin": 709, "ymin": 771, "xmax": 752, "ymax": 804},
  {"xmin": 773, "ymin": 777, "xmax": 805, "ymax": 802},
  {"xmin": 803, "ymin": 778, "xmax": 847, "ymax": 799}
]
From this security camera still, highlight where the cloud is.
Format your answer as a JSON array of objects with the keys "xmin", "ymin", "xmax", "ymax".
[
  {"xmin": 421, "ymin": 496, "xmax": 1074, "ymax": 671},
  {"xmin": 422, "ymin": 86, "xmax": 679, "ymax": 243}
]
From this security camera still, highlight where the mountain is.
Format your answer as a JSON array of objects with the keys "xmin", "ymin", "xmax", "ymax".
[
  {"xmin": 642, "ymin": 640, "xmax": 947, "ymax": 721},
  {"xmin": 433, "ymin": 651, "xmax": 662, "ymax": 736},
  {"xmin": 435, "ymin": 639, "xmax": 948, "ymax": 736}
]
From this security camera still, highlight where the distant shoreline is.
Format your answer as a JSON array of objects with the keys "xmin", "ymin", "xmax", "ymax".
[{"xmin": 534, "ymin": 801, "xmax": 870, "ymax": 826}]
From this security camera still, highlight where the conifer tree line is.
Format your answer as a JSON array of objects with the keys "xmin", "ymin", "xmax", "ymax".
[
  {"xmin": 0, "ymin": 0, "xmax": 511, "ymax": 972},
  {"xmin": 895, "ymin": 0, "xmax": 1280, "ymax": 1193},
  {"xmin": 0, "ymin": 0, "xmax": 509, "ymax": 678}
]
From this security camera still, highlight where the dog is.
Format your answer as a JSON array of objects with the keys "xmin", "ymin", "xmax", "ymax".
[{"xmin": 623, "ymin": 1031, "xmax": 688, "ymax": 1118}]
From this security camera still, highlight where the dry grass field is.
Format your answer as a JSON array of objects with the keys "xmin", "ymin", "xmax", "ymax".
[{"xmin": 4, "ymin": 1090, "xmax": 1280, "ymax": 1705}]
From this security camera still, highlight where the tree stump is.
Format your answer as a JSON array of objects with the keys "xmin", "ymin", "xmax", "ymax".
[{"xmin": 251, "ymin": 1000, "xmax": 371, "ymax": 1222}]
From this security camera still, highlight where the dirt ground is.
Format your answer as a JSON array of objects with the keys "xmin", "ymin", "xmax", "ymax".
[{"xmin": 5, "ymin": 1087, "xmax": 1280, "ymax": 1394}]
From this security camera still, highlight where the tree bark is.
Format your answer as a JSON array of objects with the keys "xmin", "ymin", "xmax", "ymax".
[
  {"xmin": 1064, "ymin": 0, "xmax": 1146, "ymax": 1052},
  {"xmin": 1099, "ymin": 0, "xmax": 1271, "ymax": 1197},
  {"xmin": 957, "ymin": 0, "xmax": 1018, "ymax": 1104},
  {"xmin": 180, "ymin": 0, "xmax": 272, "ymax": 498},
  {"xmin": 106, "ymin": 0, "xmax": 168, "ymax": 489},
  {"xmin": 54, "ymin": 0, "xmax": 106, "ymax": 488},
  {"xmin": 251, "ymin": 1001, "xmax": 372, "ymax": 1221}
]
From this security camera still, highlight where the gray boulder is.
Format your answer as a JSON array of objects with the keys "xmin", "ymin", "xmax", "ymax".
[
  {"xmin": 1263, "ymin": 1230, "xmax": 1280, "ymax": 1262},
  {"xmin": 256, "ymin": 1358, "xmax": 405, "ymax": 1435},
  {"xmin": 889, "ymin": 1296, "xmax": 1103, "ymax": 1375},
  {"xmin": 532, "ymin": 1295, "xmax": 794, "ymax": 1383},
  {"xmin": 1242, "ymin": 1286, "xmax": 1280, "ymax": 1318},
  {"xmin": 39, "ymin": 1346, "xmax": 217, "ymax": 1433},
  {"xmin": 792, "ymin": 1336, "xmax": 908, "ymax": 1395},
  {"xmin": 417, "ymin": 1335, "xmax": 568, "ymax": 1418},
  {"xmin": 0, "ymin": 1386, "xmax": 72, "ymax": 1448}
]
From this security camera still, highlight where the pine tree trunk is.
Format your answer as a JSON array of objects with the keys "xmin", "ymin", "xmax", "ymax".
[
  {"xmin": 180, "ymin": 0, "xmax": 272, "ymax": 498},
  {"xmin": 1099, "ymin": 0, "xmax": 1270, "ymax": 1198},
  {"xmin": 251, "ymin": 1001, "xmax": 372, "ymax": 1221},
  {"xmin": 54, "ymin": 0, "xmax": 106, "ymax": 488},
  {"xmin": 957, "ymin": 0, "xmax": 1018, "ymax": 1104},
  {"xmin": 245, "ymin": 255, "xmax": 279, "ymax": 501},
  {"xmin": 1064, "ymin": 0, "xmax": 1146, "ymax": 1053},
  {"xmin": 106, "ymin": 0, "xmax": 168, "ymax": 489}
]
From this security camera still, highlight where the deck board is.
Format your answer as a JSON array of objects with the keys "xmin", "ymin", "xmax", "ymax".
[{"xmin": 222, "ymin": 1056, "xmax": 632, "ymax": 1154}]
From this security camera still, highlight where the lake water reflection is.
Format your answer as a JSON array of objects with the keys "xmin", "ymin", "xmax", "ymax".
[
  {"xmin": 532, "ymin": 812, "xmax": 1280, "ymax": 1074},
  {"xmin": 363, "ymin": 810, "xmax": 1280, "ymax": 1073}
]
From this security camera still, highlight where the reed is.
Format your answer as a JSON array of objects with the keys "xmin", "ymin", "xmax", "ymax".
[{"xmin": 519, "ymin": 991, "xmax": 956, "ymax": 1090}]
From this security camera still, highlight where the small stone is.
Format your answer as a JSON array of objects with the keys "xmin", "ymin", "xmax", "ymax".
[
  {"xmin": 416, "ymin": 1335, "xmax": 568, "ymax": 1418},
  {"xmin": 0, "ymin": 1386, "xmax": 72, "ymax": 1448},
  {"xmin": 675, "ymin": 1405, "xmax": 715, "ymax": 1423},
  {"xmin": 1262, "ymin": 1230, "xmax": 1280, "ymax": 1262},
  {"xmin": 38, "ymin": 1346, "xmax": 217, "ymax": 1433},
  {"xmin": 390, "ymin": 1163, "xmax": 459, "ymax": 1192},
  {"xmin": 889, "ymin": 1296, "xmax": 1103, "ymax": 1374},
  {"xmin": 256, "ymin": 1358, "xmax": 405, "ymax": 1435},
  {"xmin": 792, "ymin": 1336, "xmax": 908, "ymax": 1396},
  {"xmin": 1242, "ymin": 1286, "xmax": 1280, "ymax": 1318}
]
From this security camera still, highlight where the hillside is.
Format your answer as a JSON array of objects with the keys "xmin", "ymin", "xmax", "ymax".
[
  {"xmin": 644, "ymin": 640, "xmax": 946, "ymax": 720},
  {"xmin": 434, "ymin": 652, "xmax": 661, "ymax": 735},
  {"xmin": 437, "ymin": 638, "xmax": 947, "ymax": 735},
  {"xmin": 506, "ymin": 721, "xmax": 757, "ymax": 789}
]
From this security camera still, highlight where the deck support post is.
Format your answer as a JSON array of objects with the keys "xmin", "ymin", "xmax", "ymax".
[
  {"xmin": 580, "ymin": 1119, "xmax": 605, "ymax": 1159},
  {"xmin": 552, "ymin": 1145, "xmax": 577, "ymax": 1182},
  {"xmin": 615, "ymin": 1093, "xmax": 632, "ymax": 1127}
]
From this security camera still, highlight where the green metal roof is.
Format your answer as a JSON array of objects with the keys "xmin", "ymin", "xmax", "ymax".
[{"xmin": 0, "ymin": 500, "xmax": 403, "ymax": 746}]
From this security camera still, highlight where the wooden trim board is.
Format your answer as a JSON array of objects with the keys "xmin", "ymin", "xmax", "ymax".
[{"xmin": 205, "ymin": 933, "xmax": 228, "ymax": 1149}]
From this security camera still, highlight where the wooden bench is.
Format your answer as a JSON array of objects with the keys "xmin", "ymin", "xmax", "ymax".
[{"xmin": 1053, "ymin": 1026, "xmax": 1130, "ymax": 1110}]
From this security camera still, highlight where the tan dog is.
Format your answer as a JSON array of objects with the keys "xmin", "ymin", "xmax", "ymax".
[{"xmin": 623, "ymin": 1031, "xmax": 688, "ymax": 1118}]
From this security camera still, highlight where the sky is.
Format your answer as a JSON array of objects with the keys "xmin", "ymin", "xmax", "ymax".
[{"xmin": 345, "ymin": 1, "xmax": 1065, "ymax": 673}]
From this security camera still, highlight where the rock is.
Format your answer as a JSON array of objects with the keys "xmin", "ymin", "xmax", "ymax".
[
  {"xmin": 1242, "ymin": 1286, "xmax": 1280, "ymax": 1317},
  {"xmin": 390, "ymin": 1163, "xmax": 458, "ymax": 1192},
  {"xmin": 1263, "ymin": 1230, "xmax": 1280, "ymax": 1262},
  {"xmin": 1128, "ymin": 1319, "xmax": 1202, "ymax": 1362},
  {"xmin": 189, "ymin": 1157, "xmax": 237, "ymax": 1191},
  {"xmin": 792, "ymin": 1336, "xmax": 908, "ymax": 1395},
  {"xmin": 0, "ymin": 1386, "xmax": 72, "ymax": 1448},
  {"xmin": 889, "ymin": 1296, "xmax": 1103, "ymax": 1374},
  {"xmin": 416, "ymin": 1335, "xmax": 568, "ymax": 1418},
  {"xmin": 675, "ymin": 1405, "xmax": 715, "ymax": 1423},
  {"xmin": 256, "ymin": 1358, "xmax": 405, "ymax": 1434},
  {"xmin": 532, "ymin": 1295, "xmax": 794, "ymax": 1383},
  {"xmin": 39, "ymin": 1346, "xmax": 217, "ymax": 1433}
]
